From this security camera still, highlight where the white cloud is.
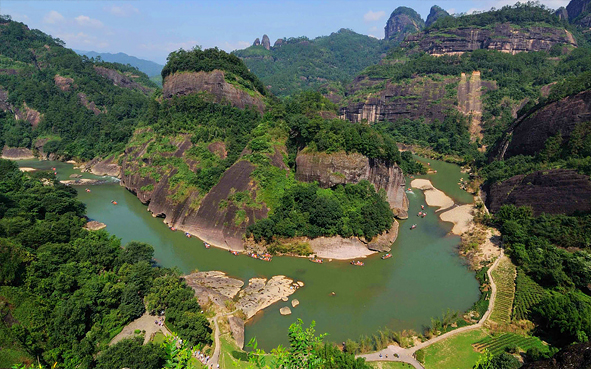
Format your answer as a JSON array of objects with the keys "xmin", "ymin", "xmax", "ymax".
[
  {"xmin": 56, "ymin": 31, "xmax": 109, "ymax": 48},
  {"xmin": 363, "ymin": 10, "xmax": 386, "ymax": 23},
  {"xmin": 43, "ymin": 10, "xmax": 64, "ymax": 24},
  {"xmin": 222, "ymin": 40, "xmax": 251, "ymax": 51},
  {"xmin": 75, "ymin": 15, "xmax": 104, "ymax": 28},
  {"xmin": 106, "ymin": 5, "xmax": 139, "ymax": 17}
]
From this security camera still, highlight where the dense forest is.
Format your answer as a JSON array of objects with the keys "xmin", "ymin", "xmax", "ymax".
[
  {"xmin": 0, "ymin": 159, "xmax": 211, "ymax": 367},
  {"xmin": 0, "ymin": 16, "xmax": 152, "ymax": 160},
  {"xmin": 233, "ymin": 29, "xmax": 391, "ymax": 96}
]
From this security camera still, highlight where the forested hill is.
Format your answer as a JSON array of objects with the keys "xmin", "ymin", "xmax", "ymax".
[
  {"xmin": 233, "ymin": 29, "xmax": 392, "ymax": 96},
  {"xmin": 0, "ymin": 15, "xmax": 155, "ymax": 161},
  {"xmin": 75, "ymin": 50, "xmax": 164, "ymax": 78}
]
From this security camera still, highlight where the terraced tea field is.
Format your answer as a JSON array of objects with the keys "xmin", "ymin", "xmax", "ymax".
[
  {"xmin": 489, "ymin": 256, "xmax": 516, "ymax": 324},
  {"xmin": 473, "ymin": 333, "xmax": 547, "ymax": 355},
  {"xmin": 512, "ymin": 269, "xmax": 547, "ymax": 321}
]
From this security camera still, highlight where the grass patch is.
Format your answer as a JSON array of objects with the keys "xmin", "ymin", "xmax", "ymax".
[
  {"xmin": 489, "ymin": 256, "xmax": 516, "ymax": 324},
  {"xmin": 218, "ymin": 335, "xmax": 264, "ymax": 369},
  {"xmin": 369, "ymin": 362, "xmax": 415, "ymax": 369},
  {"xmin": 151, "ymin": 331, "xmax": 166, "ymax": 345},
  {"xmin": 418, "ymin": 329, "xmax": 488, "ymax": 369},
  {"xmin": 473, "ymin": 333, "xmax": 548, "ymax": 356}
]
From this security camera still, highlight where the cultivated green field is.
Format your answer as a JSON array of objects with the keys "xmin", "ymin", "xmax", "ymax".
[
  {"xmin": 512, "ymin": 269, "xmax": 547, "ymax": 321},
  {"xmin": 489, "ymin": 257, "xmax": 516, "ymax": 324},
  {"xmin": 473, "ymin": 333, "xmax": 548, "ymax": 355}
]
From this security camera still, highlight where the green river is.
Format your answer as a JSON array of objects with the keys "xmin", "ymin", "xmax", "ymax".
[{"xmin": 18, "ymin": 159, "xmax": 479, "ymax": 350}]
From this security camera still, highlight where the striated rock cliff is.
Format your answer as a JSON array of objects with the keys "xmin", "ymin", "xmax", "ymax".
[
  {"xmin": 295, "ymin": 151, "xmax": 409, "ymax": 218},
  {"xmin": 500, "ymin": 90, "xmax": 591, "ymax": 159},
  {"xmin": 425, "ymin": 5, "xmax": 450, "ymax": 28},
  {"xmin": 403, "ymin": 23, "xmax": 577, "ymax": 55},
  {"xmin": 1, "ymin": 146, "xmax": 35, "ymax": 160},
  {"xmin": 384, "ymin": 7, "xmax": 424, "ymax": 43},
  {"xmin": 120, "ymin": 134, "xmax": 271, "ymax": 250},
  {"xmin": 162, "ymin": 70, "xmax": 265, "ymax": 114},
  {"xmin": 94, "ymin": 66, "xmax": 153, "ymax": 95},
  {"xmin": 486, "ymin": 169, "xmax": 591, "ymax": 216},
  {"xmin": 340, "ymin": 76, "xmax": 457, "ymax": 124},
  {"xmin": 457, "ymin": 71, "xmax": 497, "ymax": 141}
]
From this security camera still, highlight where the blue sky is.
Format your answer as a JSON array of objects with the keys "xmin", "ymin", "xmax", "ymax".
[{"xmin": 1, "ymin": 0, "xmax": 570, "ymax": 64}]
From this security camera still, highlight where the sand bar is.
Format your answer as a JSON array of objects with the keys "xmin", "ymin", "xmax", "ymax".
[
  {"xmin": 410, "ymin": 179, "xmax": 454, "ymax": 211},
  {"xmin": 19, "ymin": 167, "xmax": 36, "ymax": 172},
  {"xmin": 309, "ymin": 236, "xmax": 376, "ymax": 260},
  {"xmin": 440, "ymin": 205, "xmax": 474, "ymax": 235}
]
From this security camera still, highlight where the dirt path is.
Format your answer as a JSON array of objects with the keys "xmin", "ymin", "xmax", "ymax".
[
  {"xmin": 110, "ymin": 312, "xmax": 171, "ymax": 345},
  {"xmin": 209, "ymin": 309, "xmax": 239, "ymax": 368},
  {"xmin": 359, "ymin": 250, "xmax": 504, "ymax": 369}
]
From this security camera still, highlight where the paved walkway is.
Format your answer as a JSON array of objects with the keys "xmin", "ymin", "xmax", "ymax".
[{"xmin": 358, "ymin": 250, "xmax": 504, "ymax": 369}]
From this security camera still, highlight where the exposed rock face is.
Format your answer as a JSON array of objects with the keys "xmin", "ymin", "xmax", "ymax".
[
  {"xmin": 17, "ymin": 103, "xmax": 42, "ymax": 128},
  {"xmin": 567, "ymin": 0, "xmax": 591, "ymax": 21},
  {"xmin": 77, "ymin": 92, "xmax": 104, "ymax": 115},
  {"xmin": 295, "ymin": 151, "xmax": 409, "ymax": 218},
  {"xmin": 227, "ymin": 316, "xmax": 245, "ymax": 349},
  {"xmin": 425, "ymin": 5, "xmax": 450, "ymax": 28},
  {"xmin": 54, "ymin": 74, "xmax": 74, "ymax": 91},
  {"xmin": 486, "ymin": 169, "xmax": 591, "ymax": 216},
  {"xmin": 403, "ymin": 24, "xmax": 577, "ymax": 55},
  {"xmin": 93, "ymin": 66, "xmax": 152, "ymax": 95},
  {"xmin": 457, "ymin": 71, "xmax": 497, "ymax": 140},
  {"xmin": 521, "ymin": 341, "xmax": 591, "ymax": 369},
  {"xmin": 261, "ymin": 34, "xmax": 271, "ymax": 50},
  {"xmin": 273, "ymin": 38, "xmax": 284, "ymax": 47},
  {"xmin": 81, "ymin": 156, "xmax": 121, "ymax": 177},
  {"xmin": 340, "ymin": 76, "xmax": 457, "ymax": 124},
  {"xmin": 85, "ymin": 221, "xmax": 106, "ymax": 231},
  {"xmin": 1, "ymin": 146, "xmax": 35, "ymax": 160},
  {"xmin": 384, "ymin": 7, "xmax": 425, "ymax": 43},
  {"xmin": 556, "ymin": 7, "xmax": 569, "ymax": 21},
  {"xmin": 253, "ymin": 38, "xmax": 261, "ymax": 46},
  {"xmin": 162, "ymin": 70, "xmax": 265, "ymax": 114},
  {"xmin": 501, "ymin": 90, "xmax": 591, "ymax": 159},
  {"xmin": 121, "ymin": 134, "xmax": 267, "ymax": 250}
]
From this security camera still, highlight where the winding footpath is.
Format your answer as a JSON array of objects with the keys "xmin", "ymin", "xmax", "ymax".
[{"xmin": 359, "ymin": 250, "xmax": 504, "ymax": 369}]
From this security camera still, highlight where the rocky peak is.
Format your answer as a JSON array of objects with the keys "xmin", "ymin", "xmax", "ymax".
[
  {"xmin": 273, "ymin": 38, "xmax": 284, "ymax": 47},
  {"xmin": 567, "ymin": 0, "xmax": 590, "ymax": 20},
  {"xmin": 555, "ymin": 6, "xmax": 569, "ymax": 21},
  {"xmin": 253, "ymin": 38, "xmax": 260, "ymax": 46},
  {"xmin": 261, "ymin": 34, "xmax": 271, "ymax": 50},
  {"xmin": 425, "ymin": 5, "xmax": 450, "ymax": 28},
  {"xmin": 384, "ymin": 6, "xmax": 424, "ymax": 43}
]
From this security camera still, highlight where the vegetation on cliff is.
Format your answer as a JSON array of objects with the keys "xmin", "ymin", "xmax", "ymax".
[
  {"xmin": 0, "ymin": 159, "xmax": 211, "ymax": 368},
  {"xmin": 0, "ymin": 16, "xmax": 152, "ymax": 160}
]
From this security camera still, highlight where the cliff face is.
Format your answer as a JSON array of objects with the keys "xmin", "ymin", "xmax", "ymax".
[
  {"xmin": 486, "ymin": 169, "xmax": 591, "ymax": 216},
  {"xmin": 340, "ymin": 76, "xmax": 457, "ymax": 124},
  {"xmin": 384, "ymin": 7, "xmax": 425, "ymax": 43},
  {"xmin": 295, "ymin": 151, "xmax": 409, "ymax": 218},
  {"xmin": 501, "ymin": 90, "xmax": 591, "ymax": 159},
  {"xmin": 0, "ymin": 87, "xmax": 42, "ymax": 127},
  {"xmin": 567, "ymin": 0, "xmax": 591, "ymax": 20},
  {"xmin": 425, "ymin": 5, "xmax": 450, "ymax": 28},
  {"xmin": 521, "ymin": 341, "xmax": 591, "ymax": 369},
  {"xmin": 457, "ymin": 71, "xmax": 497, "ymax": 140},
  {"xmin": 403, "ymin": 24, "xmax": 577, "ymax": 55},
  {"xmin": 120, "ymin": 133, "xmax": 267, "ymax": 250},
  {"xmin": 93, "ymin": 66, "xmax": 153, "ymax": 95},
  {"xmin": 162, "ymin": 70, "xmax": 265, "ymax": 114}
]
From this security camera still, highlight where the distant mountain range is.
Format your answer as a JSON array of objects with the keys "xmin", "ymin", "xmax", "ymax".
[{"xmin": 75, "ymin": 50, "xmax": 164, "ymax": 78}]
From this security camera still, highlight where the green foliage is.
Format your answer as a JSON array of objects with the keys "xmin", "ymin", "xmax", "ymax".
[
  {"xmin": 0, "ymin": 18, "xmax": 150, "ymax": 160},
  {"xmin": 473, "ymin": 333, "xmax": 548, "ymax": 357},
  {"xmin": 162, "ymin": 47, "xmax": 266, "ymax": 95},
  {"xmin": 247, "ymin": 181, "xmax": 394, "ymax": 242},
  {"xmin": 95, "ymin": 337, "xmax": 166, "ymax": 369},
  {"xmin": 234, "ymin": 29, "xmax": 390, "ymax": 96},
  {"xmin": 0, "ymin": 159, "xmax": 210, "ymax": 368},
  {"xmin": 534, "ymin": 291, "xmax": 591, "ymax": 344},
  {"xmin": 513, "ymin": 269, "xmax": 548, "ymax": 321},
  {"xmin": 429, "ymin": 2, "xmax": 562, "ymax": 30}
]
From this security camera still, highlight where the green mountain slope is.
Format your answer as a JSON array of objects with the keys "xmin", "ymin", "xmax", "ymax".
[
  {"xmin": 234, "ymin": 29, "xmax": 391, "ymax": 96},
  {"xmin": 75, "ymin": 50, "xmax": 164, "ymax": 78}
]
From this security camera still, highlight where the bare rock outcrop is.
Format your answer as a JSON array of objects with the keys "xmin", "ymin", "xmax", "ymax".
[
  {"xmin": 403, "ymin": 23, "xmax": 577, "ymax": 55},
  {"xmin": 162, "ymin": 70, "xmax": 265, "ymax": 114},
  {"xmin": 81, "ymin": 156, "xmax": 121, "ymax": 177},
  {"xmin": 295, "ymin": 151, "xmax": 408, "ymax": 218},
  {"xmin": 261, "ymin": 34, "xmax": 271, "ymax": 50},
  {"xmin": 93, "ymin": 66, "xmax": 152, "ymax": 95},
  {"xmin": 227, "ymin": 316, "xmax": 245, "ymax": 349},
  {"xmin": 253, "ymin": 38, "xmax": 261, "ymax": 46},
  {"xmin": 78, "ymin": 93, "xmax": 104, "ymax": 115},
  {"xmin": 273, "ymin": 38, "xmax": 284, "ymax": 47},
  {"xmin": 340, "ymin": 76, "xmax": 457, "ymax": 124},
  {"xmin": 501, "ymin": 90, "xmax": 591, "ymax": 159},
  {"xmin": 457, "ymin": 71, "xmax": 497, "ymax": 141},
  {"xmin": 521, "ymin": 341, "xmax": 591, "ymax": 369},
  {"xmin": 384, "ymin": 7, "xmax": 424, "ymax": 43},
  {"xmin": 1, "ymin": 146, "xmax": 35, "ymax": 160},
  {"xmin": 54, "ymin": 74, "xmax": 74, "ymax": 91},
  {"xmin": 425, "ymin": 5, "xmax": 450, "ymax": 28},
  {"xmin": 486, "ymin": 169, "xmax": 591, "ymax": 216}
]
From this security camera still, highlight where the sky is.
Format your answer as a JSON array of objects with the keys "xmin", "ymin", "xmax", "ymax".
[{"xmin": 1, "ymin": 0, "xmax": 571, "ymax": 64}]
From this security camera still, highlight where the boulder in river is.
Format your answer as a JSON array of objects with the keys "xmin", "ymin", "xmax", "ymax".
[
  {"xmin": 291, "ymin": 299, "xmax": 299, "ymax": 308},
  {"xmin": 280, "ymin": 307, "xmax": 292, "ymax": 315}
]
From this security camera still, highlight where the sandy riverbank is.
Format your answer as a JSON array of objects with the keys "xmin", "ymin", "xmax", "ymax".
[
  {"xmin": 411, "ymin": 179, "xmax": 475, "ymax": 236},
  {"xmin": 309, "ymin": 237, "xmax": 376, "ymax": 260},
  {"xmin": 19, "ymin": 167, "xmax": 36, "ymax": 172},
  {"xmin": 410, "ymin": 179, "xmax": 454, "ymax": 211}
]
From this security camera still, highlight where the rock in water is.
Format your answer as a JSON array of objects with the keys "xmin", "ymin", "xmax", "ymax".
[
  {"xmin": 291, "ymin": 299, "xmax": 299, "ymax": 308},
  {"xmin": 262, "ymin": 34, "xmax": 271, "ymax": 50},
  {"xmin": 280, "ymin": 307, "xmax": 292, "ymax": 315},
  {"xmin": 85, "ymin": 221, "xmax": 107, "ymax": 231}
]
